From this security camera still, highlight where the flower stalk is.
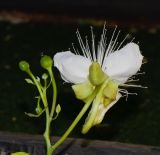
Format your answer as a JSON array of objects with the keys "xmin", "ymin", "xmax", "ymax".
[
  {"xmin": 19, "ymin": 56, "xmax": 58, "ymax": 155},
  {"xmin": 49, "ymin": 87, "xmax": 99, "ymax": 153}
]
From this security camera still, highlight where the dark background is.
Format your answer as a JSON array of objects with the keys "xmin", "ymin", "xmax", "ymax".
[
  {"xmin": 0, "ymin": 0, "xmax": 160, "ymax": 20},
  {"xmin": 0, "ymin": 0, "xmax": 160, "ymax": 147}
]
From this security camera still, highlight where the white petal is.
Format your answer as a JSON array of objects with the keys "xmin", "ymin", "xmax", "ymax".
[
  {"xmin": 54, "ymin": 51, "xmax": 91, "ymax": 84},
  {"xmin": 103, "ymin": 43, "xmax": 143, "ymax": 84}
]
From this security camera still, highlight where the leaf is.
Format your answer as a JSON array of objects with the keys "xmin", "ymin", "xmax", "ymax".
[
  {"xmin": 25, "ymin": 108, "xmax": 45, "ymax": 118},
  {"xmin": 36, "ymin": 76, "xmax": 40, "ymax": 82},
  {"xmin": 11, "ymin": 152, "xmax": 30, "ymax": 155},
  {"xmin": 25, "ymin": 78, "xmax": 34, "ymax": 85}
]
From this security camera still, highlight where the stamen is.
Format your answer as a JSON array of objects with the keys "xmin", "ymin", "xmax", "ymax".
[
  {"xmin": 130, "ymin": 37, "xmax": 135, "ymax": 43},
  {"xmin": 90, "ymin": 26, "xmax": 96, "ymax": 61},
  {"xmin": 85, "ymin": 36, "xmax": 93, "ymax": 61},
  {"xmin": 126, "ymin": 79, "xmax": 140, "ymax": 83},
  {"xmin": 105, "ymin": 25, "xmax": 118, "ymax": 56},
  {"xmin": 121, "ymin": 84, "xmax": 148, "ymax": 88},
  {"xmin": 97, "ymin": 27, "xmax": 107, "ymax": 65},
  {"xmin": 119, "ymin": 89, "xmax": 138, "ymax": 101},
  {"xmin": 112, "ymin": 41, "xmax": 119, "ymax": 52},
  {"xmin": 123, "ymin": 93, "xmax": 138, "ymax": 101},
  {"xmin": 135, "ymin": 72, "xmax": 146, "ymax": 75},
  {"xmin": 76, "ymin": 30, "xmax": 87, "ymax": 58},
  {"xmin": 117, "ymin": 34, "xmax": 129, "ymax": 50},
  {"xmin": 109, "ymin": 30, "xmax": 121, "ymax": 54},
  {"xmin": 102, "ymin": 26, "xmax": 119, "ymax": 69},
  {"xmin": 72, "ymin": 43, "xmax": 79, "ymax": 55},
  {"xmin": 119, "ymin": 89, "xmax": 129, "ymax": 101}
]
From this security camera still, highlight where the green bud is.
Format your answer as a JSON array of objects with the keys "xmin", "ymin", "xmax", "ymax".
[
  {"xmin": 56, "ymin": 104, "xmax": 61, "ymax": 114},
  {"xmin": 89, "ymin": 62, "xmax": 108, "ymax": 86},
  {"xmin": 19, "ymin": 61, "xmax": 30, "ymax": 72},
  {"xmin": 40, "ymin": 55, "xmax": 53, "ymax": 69},
  {"xmin": 35, "ymin": 105, "xmax": 43, "ymax": 115},
  {"xmin": 72, "ymin": 82, "xmax": 94, "ymax": 100},
  {"xmin": 42, "ymin": 73, "xmax": 48, "ymax": 80},
  {"xmin": 35, "ymin": 96, "xmax": 42, "ymax": 114}
]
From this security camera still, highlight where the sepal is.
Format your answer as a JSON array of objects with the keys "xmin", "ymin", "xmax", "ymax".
[{"xmin": 72, "ymin": 81, "xmax": 95, "ymax": 100}]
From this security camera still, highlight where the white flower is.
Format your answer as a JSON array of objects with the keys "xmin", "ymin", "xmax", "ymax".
[
  {"xmin": 54, "ymin": 25, "xmax": 144, "ymax": 134},
  {"xmin": 54, "ymin": 43, "xmax": 142, "ymax": 84}
]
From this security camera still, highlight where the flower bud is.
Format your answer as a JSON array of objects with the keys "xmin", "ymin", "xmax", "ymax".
[
  {"xmin": 35, "ymin": 105, "xmax": 43, "ymax": 115},
  {"xmin": 40, "ymin": 55, "xmax": 53, "ymax": 69},
  {"xmin": 72, "ymin": 82, "xmax": 94, "ymax": 100},
  {"xmin": 89, "ymin": 62, "xmax": 108, "ymax": 86},
  {"xmin": 42, "ymin": 73, "xmax": 48, "ymax": 80},
  {"xmin": 19, "ymin": 61, "xmax": 30, "ymax": 72}
]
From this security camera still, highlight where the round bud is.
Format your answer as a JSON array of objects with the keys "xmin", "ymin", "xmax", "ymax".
[
  {"xmin": 40, "ymin": 55, "xmax": 53, "ymax": 69},
  {"xmin": 42, "ymin": 73, "xmax": 48, "ymax": 80},
  {"xmin": 19, "ymin": 61, "xmax": 30, "ymax": 72}
]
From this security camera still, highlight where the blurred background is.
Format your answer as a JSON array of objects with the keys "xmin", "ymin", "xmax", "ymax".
[{"xmin": 0, "ymin": 0, "xmax": 160, "ymax": 147}]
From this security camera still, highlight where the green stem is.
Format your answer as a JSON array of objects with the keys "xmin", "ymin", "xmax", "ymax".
[
  {"xmin": 27, "ymin": 71, "xmax": 51, "ymax": 152},
  {"xmin": 48, "ymin": 68, "xmax": 57, "ymax": 120},
  {"xmin": 48, "ymin": 88, "xmax": 99, "ymax": 155},
  {"xmin": 43, "ymin": 89, "xmax": 52, "ymax": 154}
]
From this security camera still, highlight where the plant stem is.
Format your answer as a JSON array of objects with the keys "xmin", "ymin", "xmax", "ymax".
[
  {"xmin": 28, "ymin": 71, "xmax": 51, "ymax": 152},
  {"xmin": 43, "ymin": 90, "xmax": 52, "ymax": 154},
  {"xmin": 48, "ymin": 68, "xmax": 57, "ymax": 120},
  {"xmin": 48, "ymin": 88, "xmax": 99, "ymax": 155},
  {"xmin": 44, "ymin": 68, "xmax": 58, "ymax": 154}
]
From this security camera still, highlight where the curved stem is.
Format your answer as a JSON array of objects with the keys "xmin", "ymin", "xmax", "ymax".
[
  {"xmin": 43, "ymin": 89, "xmax": 52, "ymax": 154},
  {"xmin": 48, "ymin": 88, "xmax": 99, "ymax": 154},
  {"xmin": 48, "ymin": 68, "xmax": 57, "ymax": 120},
  {"xmin": 28, "ymin": 71, "xmax": 51, "ymax": 152}
]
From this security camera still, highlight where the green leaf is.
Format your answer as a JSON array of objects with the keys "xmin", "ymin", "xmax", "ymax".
[
  {"xmin": 25, "ymin": 78, "xmax": 34, "ymax": 85},
  {"xmin": 11, "ymin": 152, "xmax": 30, "ymax": 155},
  {"xmin": 25, "ymin": 108, "xmax": 45, "ymax": 118},
  {"xmin": 36, "ymin": 76, "xmax": 40, "ymax": 82}
]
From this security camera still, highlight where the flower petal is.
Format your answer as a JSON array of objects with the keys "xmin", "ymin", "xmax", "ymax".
[
  {"xmin": 54, "ymin": 51, "xmax": 91, "ymax": 83},
  {"xmin": 103, "ymin": 43, "xmax": 143, "ymax": 84}
]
